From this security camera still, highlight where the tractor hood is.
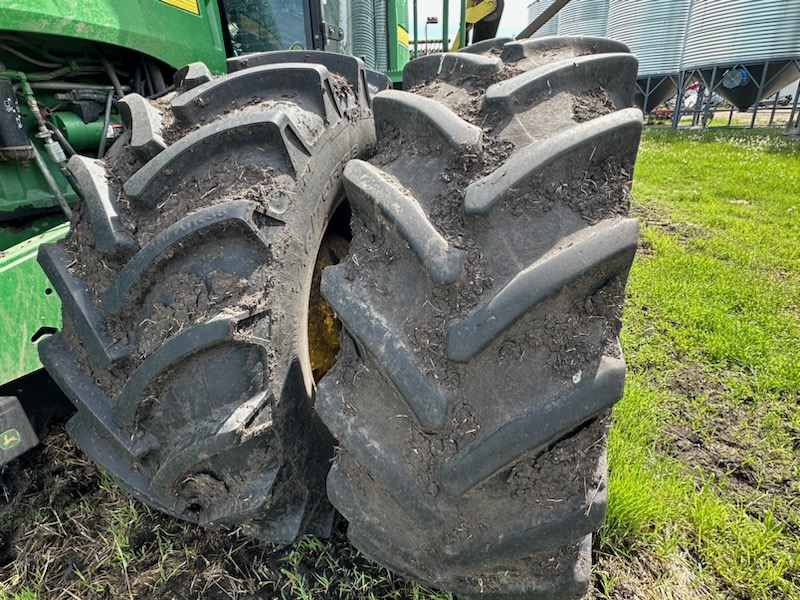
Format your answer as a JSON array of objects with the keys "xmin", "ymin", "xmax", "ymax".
[{"xmin": 2, "ymin": 0, "xmax": 227, "ymax": 74}]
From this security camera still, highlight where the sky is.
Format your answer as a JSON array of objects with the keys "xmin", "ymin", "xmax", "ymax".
[{"xmin": 407, "ymin": 0, "xmax": 530, "ymax": 44}]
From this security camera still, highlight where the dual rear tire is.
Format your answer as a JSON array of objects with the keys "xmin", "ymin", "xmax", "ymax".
[{"xmin": 41, "ymin": 39, "xmax": 641, "ymax": 598}]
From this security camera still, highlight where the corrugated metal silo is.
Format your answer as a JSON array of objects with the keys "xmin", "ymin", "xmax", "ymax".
[
  {"xmin": 556, "ymin": 0, "xmax": 608, "ymax": 38},
  {"xmin": 351, "ymin": 0, "xmax": 376, "ymax": 69},
  {"xmin": 526, "ymin": 0, "xmax": 559, "ymax": 38},
  {"xmin": 682, "ymin": 0, "xmax": 800, "ymax": 111},
  {"xmin": 608, "ymin": 0, "xmax": 689, "ymax": 76},
  {"xmin": 607, "ymin": 0, "xmax": 691, "ymax": 112}
]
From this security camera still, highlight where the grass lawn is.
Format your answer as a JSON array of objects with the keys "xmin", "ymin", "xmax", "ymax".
[
  {"xmin": 1, "ymin": 127, "xmax": 798, "ymax": 600},
  {"xmin": 597, "ymin": 127, "xmax": 800, "ymax": 599}
]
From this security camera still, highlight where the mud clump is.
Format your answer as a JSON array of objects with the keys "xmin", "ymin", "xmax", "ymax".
[
  {"xmin": 505, "ymin": 413, "xmax": 610, "ymax": 505},
  {"xmin": 104, "ymin": 130, "xmax": 141, "ymax": 183},
  {"xmin": 135, "ymin": 270, "xmax": 248, "ymax": 357},
  {"xmin": 573, "ymin": 86, "xmax": 616, "ymax": 123},
  {"xmin": 60, "ymin": 315, "xmax": 128, "ymax": 395},
  {"xmin": 149, "ymin": 92, "xmax": 179, "ymax": 143},
  {"xmin": 129, "ymin": 165, "xmax": 289, "ymax": 246},
  {"xmin": 62, "ymin": 204, "xmax": 120, "ymax": 295},
  {"xmin": 503, "ymin": 156, "xmax": 633, "ymax": 225},
  {"xmin": 498, "ymin": 276, "xmax": 625, "ymax": 377}
]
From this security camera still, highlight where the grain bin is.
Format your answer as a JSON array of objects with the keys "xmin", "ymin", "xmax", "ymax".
[
  {"xmin": 556, "ymin": 0, "xmax": 608, "ymax": 37},
  {"xmin": 607, "ymin": 0, "xmax": 691, "ymax": 112},
  {"xmin": 527, "ymin": 0, "xmax": 559, "ymax": 37},
  {"xmin": 682, "ymin": 0, "xmax": 800, "ymax": 111}
]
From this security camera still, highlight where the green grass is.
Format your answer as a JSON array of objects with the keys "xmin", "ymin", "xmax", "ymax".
[{"xmin": 599, "ymin": 127, "xmax": 800, "ymax": 599}]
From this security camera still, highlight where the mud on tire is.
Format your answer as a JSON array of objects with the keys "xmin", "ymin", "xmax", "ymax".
[
  {"xmin": 316, "ymin": 37, "xmax": 642, "ymax": 598},
  {"xmin": 37, "ymin": 52, "xmax": 387, "ymax": 543}
]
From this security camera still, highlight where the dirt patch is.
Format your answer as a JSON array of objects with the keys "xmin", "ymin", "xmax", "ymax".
[
  {"xmin": 409, "ymin": 78, "xmax": 487, "ymax": 125},
  {"xmin": 404, "ymin": 400, "xmax": 482, "ymax": 498},
  {"xmin": 59, "ymin": 315, "xmax": 129, "ymax": 395},
  {"xmin": 104, "ymin": 130, "xmax": 141, "ymax": 183},
  {"xmin": 630, "ymin": 202, "xmax": 708, "ymax": 244},
  {"xmin": 0, "ymin": 425, "xmax": 429, "ymax": 599},
  {"xmin": 62, "ymin": 203, "xmax": 121, "ymax": 295},
  {"xmin": 403, "ymin": 138, "xmax": 512, "ymax": 388},
  {"xmin": 451, "ymin": 539, "xmax": 588, "ymax": 597},
  {"xmin": 127, "ymin": 165, "xmax": 292, "ymax": 246},
  {"xmin": 655, "ymin": 364, "xmax": 800, "ymax": 535},
  {"xmin": 66, "ymin": 154, "xmax": 288, "ymax": 307},
  {"xmin": 151, "ymin": 92, "xmax": 180, "ymax": 146},
  {"xmin": 63, "ymin": 263, "xmax": 259, "ymax": 401},
  {"xmin": 664, "ymin": 423, "xmax": 762, "ymax": 489},
  {"xmin": 590, "ymin": 547, "xmax": 716, "ymax": 599},
  {"xmin": 662, "ymin": 414, "xmax": 800, "ymax": 528},
  {"xmin": 135, "ymin": 270, "xmax": 248, "ymax": 357},
  {"xmin": 641, "ymin": 218, "xmax": 707, "ymax": 244}
]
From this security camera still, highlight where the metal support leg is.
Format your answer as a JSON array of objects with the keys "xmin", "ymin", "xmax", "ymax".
[
  {"xmin": 768, "ymin": 92, "xmax": 779, "ymax": 127},
  {"xmin": 442, "ymin": 0, "xmax": 449, "ymax": 52},
  {"xmin": 672, "ymin": 72, "xmax": 687, "ymax": 129},
  {"xmin": 413, "ymin": 0, "xmax": 419, "ymax": 59},
  {"xmin": 702, "ymin": 66, "xmax": 717, "ymax": 128},
  {"xmin": 692, "ymin": 84, "xmax": 704, "ymax": 126},
  {"xmin": 751, "ymin": 61, "xmax": 770, "ymax": 129},
  {"xmin": 786, "ymin": 78, "xmax": 800, "ymax": 134}
]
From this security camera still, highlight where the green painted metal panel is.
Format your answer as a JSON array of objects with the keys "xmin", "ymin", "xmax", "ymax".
[
  {"xmin": 0, "ymin": 143, "xmax": 80, "ymax": 219},
  {"xmin": 0, "ymin": 214, "xmax": 67, "ymax": 253},
  {"xmin": 387, "ymin": 0, "xmax": 410, "ymax": 76},
  {"xmin": 0, "ymin": 224, "xmax": 67, "ymax": 385},
  {"xmin": 2, "ymin": 0, "xmax": 227, "ymax": 74}
]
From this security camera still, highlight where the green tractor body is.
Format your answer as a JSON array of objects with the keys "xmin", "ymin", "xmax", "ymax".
[{"xmin": 3, "ymin": 0, "xmax": 229, "ymax": 74}]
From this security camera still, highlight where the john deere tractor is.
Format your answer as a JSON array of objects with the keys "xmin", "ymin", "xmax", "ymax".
[{"xmin": 0, "ymin": 1, "xmax": 643, "ymax": 598}]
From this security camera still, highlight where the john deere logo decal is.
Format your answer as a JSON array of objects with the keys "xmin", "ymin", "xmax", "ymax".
[{"xmin": 0, "ymin": 429, "xmax": 21, "ymax": 451}]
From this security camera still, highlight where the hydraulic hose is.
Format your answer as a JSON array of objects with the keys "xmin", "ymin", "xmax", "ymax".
[
  {"xmin": 97, "ymin": 89, "xmax": 114, "ymax": 159},
  {"xmin": 98, "ymin": 49, "xmax": 125, "ymax": 99},
  {"xmin": 31, "ymin": 143, "xmax": 72, "ymax": 220},
  {"xmin": 0, "ymin": 43, "xmax": 63, "ymax": 68}
]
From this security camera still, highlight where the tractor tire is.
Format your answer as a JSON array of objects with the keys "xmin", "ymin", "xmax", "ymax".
[
  {"xmin": 38, "ymin": 52, "xmax": 388, "ymax": 543},
  {"xmin": 316, "ymin": 37, "xmax": 642, "ymax": 598}
]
